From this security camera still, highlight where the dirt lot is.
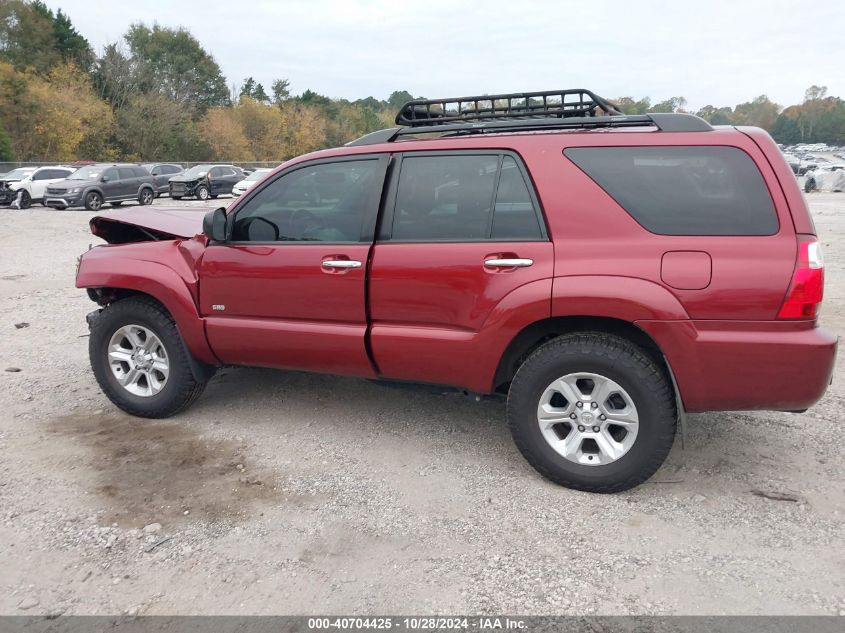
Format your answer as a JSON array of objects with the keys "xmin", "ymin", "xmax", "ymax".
[{"xmin": 0, "ymin": 194, "xmax": 844, "ymax": 616}]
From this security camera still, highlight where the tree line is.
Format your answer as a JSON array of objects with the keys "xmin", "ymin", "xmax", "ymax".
[{"xmin": 1, "ymin": 0, "xmax": 843, "ymax": 164}]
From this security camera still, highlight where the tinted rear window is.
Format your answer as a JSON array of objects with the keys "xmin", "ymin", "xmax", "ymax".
[{"xmin": 564, "ymin": 146, "xmax": 778, "ymax": 236}]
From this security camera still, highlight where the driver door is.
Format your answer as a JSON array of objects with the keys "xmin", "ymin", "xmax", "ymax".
[{"xmin": 198, "ymin": 154, "xmax": 389, "ymax": 377}]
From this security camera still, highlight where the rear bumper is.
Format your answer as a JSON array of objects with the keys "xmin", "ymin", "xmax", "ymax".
[{"xmin": 637, "ymin": 320, "xmax": 837, "ymax": 413}]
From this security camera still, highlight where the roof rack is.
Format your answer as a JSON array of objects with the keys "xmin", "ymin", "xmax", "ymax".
[
  {"xmin": 395, "ymin": 89, "xmax": 622, "ymax": 126},
  {"xmin": 346, "ymin": 89, "xmax": 713, "ymax": 146}
]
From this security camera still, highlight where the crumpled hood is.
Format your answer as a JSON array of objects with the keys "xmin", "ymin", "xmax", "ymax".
[{"xmin": 90, "ymin": 207, "xmax": 213, "ymax": 243}]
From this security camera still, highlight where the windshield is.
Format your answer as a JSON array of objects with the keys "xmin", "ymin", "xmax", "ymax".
[
  {"xmin": 246, "ymin": 169, "xmax": 271, "ymax": 182},
  {"xmin": 68, "ymin": 165, "xmax": 105, "ymax": 180},
  {"xmin": 3, "ymin": 168, "xmax": 35, "ymax": 181},
  {"xmin": 184, "ymin": 165, "xmax": 212, "ymax": 178}
]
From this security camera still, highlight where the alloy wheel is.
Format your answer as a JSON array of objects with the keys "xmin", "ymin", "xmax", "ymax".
[
  {"xmin": 107, "ymin": 324, "xmax": 170, "ymax": 397},
  {"xmin": 537, "ymin": 372, "xmax": 639, "ymax": 466}
]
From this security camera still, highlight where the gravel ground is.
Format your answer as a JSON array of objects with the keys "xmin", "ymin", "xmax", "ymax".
[{"xmin": 0, "ymin": 193, "xmax": 843, "ymax": 616}]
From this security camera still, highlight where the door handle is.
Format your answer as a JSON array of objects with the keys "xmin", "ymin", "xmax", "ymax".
[
  {"xmin": 322, "ymin": 260, "xmax": 362, "ymax": 269},
  {"xmin": 484, "ymin": 258, "xmax": 534, "ymax": 268}
]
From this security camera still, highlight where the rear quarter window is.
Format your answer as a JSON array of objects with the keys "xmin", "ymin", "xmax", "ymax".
[{"xmin": 564, "ymin": 146, "xmax": 779, "ymax": 236}]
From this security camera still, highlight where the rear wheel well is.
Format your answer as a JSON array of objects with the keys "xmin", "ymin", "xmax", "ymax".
[{"xmin": 494, "ymin": 316, "xmax": 669, "ymax": 393}]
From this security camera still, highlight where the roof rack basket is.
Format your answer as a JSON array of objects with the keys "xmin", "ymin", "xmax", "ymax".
[
  {"xmin": 345, "ymin": 89, "xmax": 713, "ymax": 146},
  {"xmin": 395, "ymin": 89, "xmax": 622, "ymax": 127}
]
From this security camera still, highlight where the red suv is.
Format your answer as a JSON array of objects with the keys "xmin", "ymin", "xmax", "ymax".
[{"xmin": 75, "ymin": 89, "xmax": 836, "ymax": 492}]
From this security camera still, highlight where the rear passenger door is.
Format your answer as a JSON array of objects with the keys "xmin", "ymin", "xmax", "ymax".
[
  {"xmin": 369, "ymin": 151, "xmax": 554, "ymax": 390},
  {"xmin": 118, "ymin": 167, "xmax": 139, "ymax": 198}
]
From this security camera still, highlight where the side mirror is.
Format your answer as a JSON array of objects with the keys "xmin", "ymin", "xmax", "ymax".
[
  {"xmin": 203, "ymin": 207, "xmax": 227, "ymax": 242},
  {"xmin": 101, "ymin": 176, "xmax": 109, "ymax": 182}
]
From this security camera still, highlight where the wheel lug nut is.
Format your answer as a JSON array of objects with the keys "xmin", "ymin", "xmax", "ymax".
[
  {"xmin": 599, "ymin": 414, "xmax": 606, "ymax": 421},
  {"xmin": 577, "ymin": 425, "xmax": 585, "ymax": 432},
  {"xmin": 592, "ymin": 426, "xmax": 600, "ymax": 432},
  {"xmin": 570, "ymin": 413, "xmax": 577, "ymax": 420},
  {"xmin": 591, "ymin": 402, "xmax": 598, "ymax": 409},
  {"xmin": 576, "ymin": 402, "xmax": 583, "ymax": 408}
]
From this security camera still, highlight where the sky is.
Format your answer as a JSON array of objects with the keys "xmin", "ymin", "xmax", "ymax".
[{"xmin": 44, "ymin": 0, "xmax": 845, "ymax": 110}]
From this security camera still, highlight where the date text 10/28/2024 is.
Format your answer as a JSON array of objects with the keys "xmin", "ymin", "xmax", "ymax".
[{"xmin": 307, "ymin": 617, "xmax": 527, "ymax": 630}]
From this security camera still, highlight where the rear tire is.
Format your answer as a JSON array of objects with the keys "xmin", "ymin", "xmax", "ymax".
[
  {"xmin": 139, "ymin": 188, "xmax": 154, "ymax": 205},
  {"xmin": 507, "ymin": 332, "xmax": 676, "ymax": 493},
  {"xmin": 89, "ymin": 297, "xmax": 210, "ymax": 418}
]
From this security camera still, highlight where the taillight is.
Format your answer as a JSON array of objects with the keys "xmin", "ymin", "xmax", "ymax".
[{"xmin": 777, "ymin": 237, "xmax": 824, "ymax": 320}]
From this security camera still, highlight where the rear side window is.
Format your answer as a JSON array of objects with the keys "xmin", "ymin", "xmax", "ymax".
[
  {"xmin": 118, "ymin": 167, "xmax": 136, "ymax": 179},
  {"xmin": 389, "ymin": 153, "xmax": 544, "ymax": 241},
  {"xmin": 564, "ymin": 146, "xmax": 778, "ymax": 236}
]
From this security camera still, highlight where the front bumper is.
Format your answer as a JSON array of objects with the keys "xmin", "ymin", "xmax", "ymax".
[
  {"xmin": 638, "ymin": 320, "xmax": 837, "ymax": 413},
  {"xmin": 45, "ymin": 195, "xmax": 82, "ymax": 208},
  {"xmin": 170, "ymin": 183, "xmax": 197, "ymax": 197}
]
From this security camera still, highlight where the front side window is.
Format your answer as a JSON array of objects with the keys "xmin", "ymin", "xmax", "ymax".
[
  {"xmin": 102, "ymin": 168, "xmax": 118, "ymax": 181},
  {"xmin": 564, "ymin": 146, "xmax": 778, "ymax": 236},
  {"xmin": 389, "ymin": 153, "xmax": 544, "ymax": 241},
  {"xmin": 231, "ymin": 160, "xmax": 381, "ymax": 243},
  {"xmin": 33, "ymin": 170, "xmax": 52, "ymax": 181}
]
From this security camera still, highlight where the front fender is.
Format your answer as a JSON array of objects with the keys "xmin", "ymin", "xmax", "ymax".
[
  {"xmin": 552, "ymin": 276, "xmax": 690, "ymax": 321},
  {"xmin": 76, "ymin": 245, "xmax": 217, "ymax": 364}
]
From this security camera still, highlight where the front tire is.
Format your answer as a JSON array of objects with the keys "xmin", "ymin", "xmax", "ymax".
[
  {"xmin": 84, "ymin": 191, "xmax": 103, "ymax": 211},
  {"xmin": 89, "ymin": 297, "xmax": 210, "ymax": 418},
  {"xmin": 19, "ymin": 190, "xmax": 31, "ymax": 209},
  {"xmin": 507, "ymin": 332, "xmax": 676, "ymax": 493},
  {"xmin": 196, "ymin": 185, "xmax": 209, "ymax": 200}
]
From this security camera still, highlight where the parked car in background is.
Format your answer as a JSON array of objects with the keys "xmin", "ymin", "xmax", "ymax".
[
  {"xmin": 3, "ymin": 166, "xmax": 75, "ymax": 208},
  {"xmin": 804, "ymin": 164, "xmax": 845, "ymax": 192},
  {"xmin": 142, "ymin": 163, "xmax": 184, "ymax": 196},
  {"xmin": 45, "ymin": 164, "xmax": 156, "ymax": 211},
  {"xmin": 231, "ymin": 168, "xmax": 272, "ymax": 197},
  {"xmin": 0, "ymin": 167, "xmax": 37, "ymax": 205},
  {"xmin": 75, "ymin": 88, "xmax": 835, "ymax": 493},
  {"xmin": 169, "ymin": 164, "xmax": 244, "ymax": 200}
]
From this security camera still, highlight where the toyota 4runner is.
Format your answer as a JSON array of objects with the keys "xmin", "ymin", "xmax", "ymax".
[{"xmin": 75, "ymin": 89, "xmax": 836, "ymax": 492}]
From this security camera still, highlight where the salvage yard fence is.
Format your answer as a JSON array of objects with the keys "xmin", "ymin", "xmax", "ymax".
[{"xmin": 0, "ymin": 161, "xmax": 283, "ymax": 172}]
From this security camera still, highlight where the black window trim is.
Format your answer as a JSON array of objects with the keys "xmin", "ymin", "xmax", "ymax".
[
  {"xmin": 563, "ymin": 144, "xmax": 781, "ymax": 237},
  {"xmin": 225, "ymin": 153, "xmax": 390, "ymax": 245},
  {"xmin": 378, "ymin": 149, "xmax": 549, "ymax": 244}
]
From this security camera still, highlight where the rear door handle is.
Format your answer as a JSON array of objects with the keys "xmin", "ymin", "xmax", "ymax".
[
  {"xmin": 322, "ymin": 260, "xmax": 362, "ymax": 269},
  {"xmin": 484, "ymin": 258, "xmax": 534, "ymax": 268}
]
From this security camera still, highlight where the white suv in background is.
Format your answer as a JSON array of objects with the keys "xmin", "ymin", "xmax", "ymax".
[{"xmin": 7, "ymin": 166, "xmax": 75, "ymax": 208}]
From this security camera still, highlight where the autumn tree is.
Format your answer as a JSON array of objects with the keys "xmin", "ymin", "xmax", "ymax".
[
  {"xmin": 649, "ymin": 96, "xmax": 687, "ymax": 113},
  {"xmin": 613, "ymin": 97, "xmax": 651, "ymax": 114},
  {"xmin": 696, "ymin": 105, "xmax": 733, "ymax": 125},
  {"xmin": 199, "ymin": 107, "xmax": 253, "ymax": 161},
  {"xmin": 0, "ymin": 118, "xmax": 12, "ymax": 160},
  {"xmin": 124, "ymin": 23, "xmax": 230, "ymax": 111},
  {"xmin": 731, "ymin": 95, "xmax": 780, "ymax": 130},
  {"xmin": 240, "ymin": 77, "xmax": 269, "ymax": 103},
  {"xmin": 271, "ymin": 79, "xmax": 291, "ymax": 104},
  {"xmin": 0, "ymin": 0, "xmax": 61, "ymax": 72},
  {"xmin": 0, "ymin": 61, "xmax": 113, "ymax": 160},
  {"xmin": 115, "ymin": 92, "xmax": 194, "ymax": 160}
]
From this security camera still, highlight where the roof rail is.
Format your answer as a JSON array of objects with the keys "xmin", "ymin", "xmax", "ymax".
[
  {"xmin": 345, "ymin": 90, "xmax": 713, "ymax": 146},
  {"xmin": 395, "ymin": 89, "xmax": 622, "ymax": 127}
]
